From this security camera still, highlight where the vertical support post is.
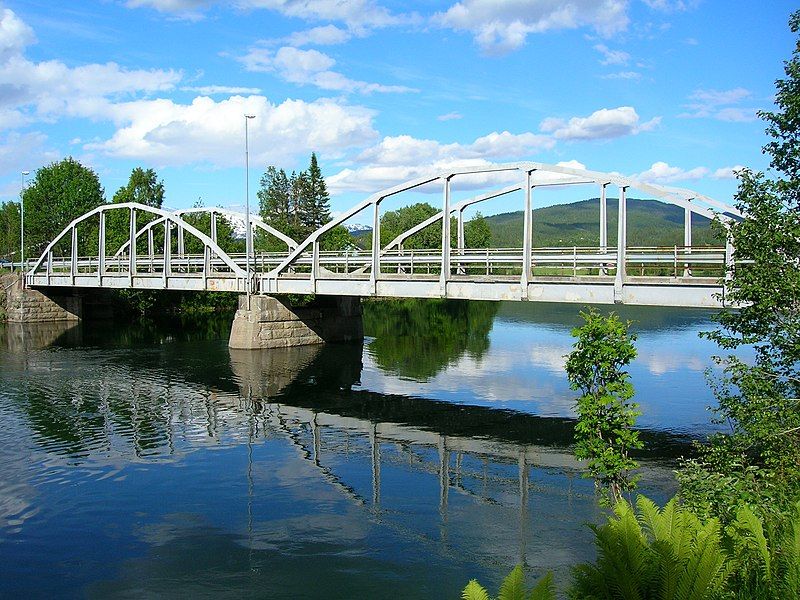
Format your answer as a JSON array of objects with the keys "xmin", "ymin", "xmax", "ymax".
[
  {"xmin": 457, "ymin": 208, "xmax": 465, "ymax": 252},
  {"xmin": 440, "ymin": 176, "xmax": 452, "ymax": 297},
  {"xmin": 521, "ymin": 170, "xmax": 533, "ymax": 298},
  {"xmin": 211, "ymin": 211, "xmax": 218, "ymax": 244},
  {"xmin": 147, "ymin": 228, "xmax": 154, "ymax": 272},
  {"xmin": 129, "ymin": 207, "xmax": 136, "ymax": 285},
  {"xmin": 70, "ymin": 225, "xmax": 78, "ymax": 284},
  {"xmin": 724, "ymin": 222, "xmax": 734, "ymax": 304},
  {"xmin": 203, "ymin": 245, "xmax": 210, "ymax": 289},
  {"xmin": 163, "ymin": 220, "xmax": 171, "ymax": 288},
  {"xmin": 370, "ymin": 199, "xmax": 381, "ymax": 295},
  {"xmin": 98, "ymin": 211, "xmax": 106, "ymax": 283},
  {"xmin": 600, "ymin": 183, "xmax": 608, "ymax": 275},
  {"xmin": 311, "ymin": 240, "xmax": 320, "ymax": 293},
  {"xmin": 177, "ymin": 227, "xmax": 185, "ymax": 264},
  {"xmin": 599, "ymin": 183, "xmax": 608, "ymax": 251},
  {"xmin": 614, "ymin": 186, "xmax": 627, "ymax": 302},
  {"xmin": 683, "ymin": 201, "xmax": 693, "ymax": 277}
]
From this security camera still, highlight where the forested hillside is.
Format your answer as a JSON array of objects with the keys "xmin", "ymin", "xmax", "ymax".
[{"xmin": 486, "ymin": 197, "xmax": 722, "ymax": 247}]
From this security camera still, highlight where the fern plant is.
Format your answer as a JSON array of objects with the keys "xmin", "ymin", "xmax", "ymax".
[
  {"xmin": 462, "ymin": 565, "xmax": 555, "ymax": 600},
  {"xmin": 726, "ymin": 500, "xmax": 800, "ymax": 598},
  {"xmin": 569, "ymin": 496, "xmax": 732, "ymax": 599}
]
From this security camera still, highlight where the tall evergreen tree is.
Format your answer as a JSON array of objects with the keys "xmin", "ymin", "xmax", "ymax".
[{"xmin": 304, "ymin": 153, "xmax": 331, "ymax": 230}]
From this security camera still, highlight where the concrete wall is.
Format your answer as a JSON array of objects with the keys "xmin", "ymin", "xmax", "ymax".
[{"xmin": 229, "ymin": 295, "xmax": 363, "ymax": 349}]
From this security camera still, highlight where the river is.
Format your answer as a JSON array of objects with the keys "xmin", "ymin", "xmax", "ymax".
[{"xmin": 0, "ymin": 300, "xmax": 729, "ymax": 598}]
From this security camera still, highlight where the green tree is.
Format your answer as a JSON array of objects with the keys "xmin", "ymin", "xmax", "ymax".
[
  {"xmin": 0, "ymin": 201, "xmax": 20, "ymax": 262},
  {"xmin": 301, "ymin": 152, "xmax": 331, "ymax": 233},
  {"xmin": 112, "ymin": 167, "xmax": 165, "ymax": 208},
  {"xmin": 679, "ymin": 9, "xmax": 800, "ymax": 525},
  {"xmin": 565, "ymin": 308, "xmax": 641, "ymax": 504},
  {"xmin": 465, "ymin": 212, "xmax": 492, "ymax": 248},
  {"xmin": 378, "ymin": 202, "xmax": 441, "ymax": 249},
  {"xmin": 23, "ymin": 157, "xmax": 105, "ymax": 259},
  {"xmin": 320, "ymin": 225, "xmax": 354, "ymax": 251}
]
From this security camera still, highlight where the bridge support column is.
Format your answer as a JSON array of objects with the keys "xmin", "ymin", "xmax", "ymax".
[
  {"xmin": 2, "ymin": 274, "xmax": 82, "ymax": 322},
  {"xmin": 229, "ymin": 295, "xmax": 363, "ymax": 349}
]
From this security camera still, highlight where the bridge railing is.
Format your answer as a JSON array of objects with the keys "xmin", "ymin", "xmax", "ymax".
[{"xmin": 270, "ymin": 245, "xmax": 728, "ymax": 280}]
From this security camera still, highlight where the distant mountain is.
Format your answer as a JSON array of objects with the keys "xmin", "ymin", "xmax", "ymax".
[
  {"xmin": 485, "ymin": 198, "xmax": 722, "ymax": 248},
  {"xmin": 344, "ymin": 223, "xmax": 372, "ymax": 235}
]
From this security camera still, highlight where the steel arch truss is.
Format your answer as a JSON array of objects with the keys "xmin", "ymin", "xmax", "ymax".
[
  {"xmin": 26, "ymin": 162, "xmax": 741, "ymax": 307},
  {"xmin": 27, "ymin": 203, "xmax": 250, "ymax": 292}
]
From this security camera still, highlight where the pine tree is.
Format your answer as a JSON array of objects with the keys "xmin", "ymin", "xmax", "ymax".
[{"xmin": 305, "ymin": 153, "xmax": 331, "ymax": 229}]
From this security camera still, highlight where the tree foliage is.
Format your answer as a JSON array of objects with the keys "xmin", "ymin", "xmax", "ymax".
[
  {"xmin": 257, "ymin": 152, "xmax": 340, "ymax": 249},
  {"xmin": 681, "ymin": 9, "xmax": 800, "ymax": 526},
  {"xmin": 565, "ymin": 308, "xmax": 641, "ymax": 504},
  {"xmin": 0, "ymin": 201, "xmax": 20, "ymax": 261},
  {"xmin": 23, "ymin": 157, "xmax": 105, "ymax": 258},
  {"xmin": 111, "ymin": 167, "xmax": 164, "ymax": 208}
]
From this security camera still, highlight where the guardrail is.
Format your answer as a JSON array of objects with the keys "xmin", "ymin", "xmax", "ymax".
[{"xmin": 30, "ymin": 245, "xmax": 728, "ymax": 284}]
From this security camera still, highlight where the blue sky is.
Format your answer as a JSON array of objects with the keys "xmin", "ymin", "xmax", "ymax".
[{"xmin": 1, "ymin": 0, "xmax": 796, "ymax": 219}]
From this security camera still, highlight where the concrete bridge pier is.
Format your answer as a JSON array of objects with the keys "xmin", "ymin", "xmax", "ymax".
[
  {"xmin": 2, "ymin": 274, "xmax": 83, "ymax": 322},
  {"xmin": 228, "ymin": 294, "xmax": 363, "ymax": 349}
]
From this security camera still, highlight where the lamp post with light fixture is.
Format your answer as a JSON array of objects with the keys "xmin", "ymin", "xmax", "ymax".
[{"xmin": 244, "ymin": 114, "xmax": 255, "ymax": 308}]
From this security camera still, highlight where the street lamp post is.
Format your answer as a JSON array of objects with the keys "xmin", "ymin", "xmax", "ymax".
[
  {"xmin": 244, "ymin": 114, "xmax": 256, "ymax": 309},
  {"xmin": 20, "ymin": 170, "xmax": 29, "ymax": 272}
]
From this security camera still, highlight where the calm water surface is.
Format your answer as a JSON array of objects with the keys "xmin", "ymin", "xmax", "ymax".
[{"xmin": 0, "ymin": 300, "xmax": 728, "ymax": 598}]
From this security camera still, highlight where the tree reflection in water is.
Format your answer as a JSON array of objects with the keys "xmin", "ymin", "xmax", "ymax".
[{"xmin": 362, "ymin": 298, "xmax": 498, "ymax": 381}]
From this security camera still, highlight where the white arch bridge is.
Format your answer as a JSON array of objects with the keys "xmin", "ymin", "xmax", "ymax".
[{"xmin": 26, "ymin": 162, "xmax": 741, "ymax": 308}]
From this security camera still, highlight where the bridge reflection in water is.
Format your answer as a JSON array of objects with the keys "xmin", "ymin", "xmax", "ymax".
[{"xmin": 0, "ymin": 318, "xmax": 693, "ymax": 595}]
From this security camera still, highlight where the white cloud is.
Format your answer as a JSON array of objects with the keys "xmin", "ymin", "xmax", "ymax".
[
  {"xmin": 712, "ymin": 165, "xmax": 745, "ymax": 180},
  {"xmin": 642, "ymin": 0, "xmax": 697, "ymax": 11},
  {"xmin": 680, "ymin": 87, "xmax": 757, "ymax": 122},
  {"xmin": 634, "ymin": 161, "xmax": 709, "ymax": 183},
  {"xmin": 181, "ymin": 85, "xmax": 262, "ymax": 94},
  {"xmin": 601, "ymin": 71, "xmax": 641, "ymax": 80},
  {"xmin": 237, "ymin": 45, "xmax": 417, "ymax": 94},
  {"xmin": 0, "ymin": 9, "xmax": 181, "ymax": 130},
  {"xmin": 328, "ymin": 131, "xmax": 556, "ymax": 194},
  {"xmin": 433, "ymin": 0, "xmax": 629, "ymax": 54},
  {"xmin": 238, "ymin": 0, "xmax": 411, "ymax": 31},
  {"xmin": 593, "ymin": 43, "xmax": 630, "ymax": 65},
  {"xmin": 540, "ymin": 106, "xmax": 660, "ymax": 140},
  {"xmin": 0, "ymin": 131, "xmax": 58, "ymax": 180},
  {"xmin": 126, "ymin": 0, "xmax": 212, "ymax": 20},
  {"xmin": 0, "ymin": 7, "xmax": 34, "ymax": 61},
  {"xmin": 437, "ymin": 111, "xmax": 463, "ymax": 121},
  {"xmin": 285, "ymin": 25, "xmax": 352, "ymax": 46},
  {"xmin": 85, "ymin": 95, "xmax": 378, "ymax": 168}
]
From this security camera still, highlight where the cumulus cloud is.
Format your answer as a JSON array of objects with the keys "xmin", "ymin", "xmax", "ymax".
[
  {"xmin": 680, "ymin": 87, "xmax": 757, "ymax": 122},
  {"xmin": 0, "ymin": 131, "xmax": 58, "ymax": 179},
  {"xmin": 601, "ymin": 71, "xmax": 641, "ymax": 80},
  {"xmin": 0, "ymin": 7, "xmax": 34, "ymax": 61},
  {"xmin": 284, "ymin": 25, "xmax": 352, "ymax": 46},
  {"xmin": 0, "ymin": 9, "xmax": 180, "ymax": 129},
  {"xmin": 181, "ymin": 85, "xmax": 262, "ymax": 94},
  {"xmin": 433, "ymin": 0, "xmax": 629, "ymax": 54},
  {"xmin": 85, "ymin": 95, "xmax": 378, "ymax": 167},
  {"xmin": 237, "ymin": 45, "xmax": 417, "ymax": 94},
  {"xmin": 712, "ymin": 165, "xmax": 745, "ymax": 180},
  {"xmin": 238, "ymin": 0, "xmax": 411, "ymax": 31},
  {"xmin": 328, "ymin": 132, "xmax": 557, "ymax": 194},
  {"xmin": 593, "ymin": 43, "xmax": 630, "ymax": 65},
  {"xmin": 634, "ymin": 161, "xmax": 709, "ymax": 183},
  {"xmin": 539, "ymin": 106, "xmax": 660, "ymax": 140}
]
